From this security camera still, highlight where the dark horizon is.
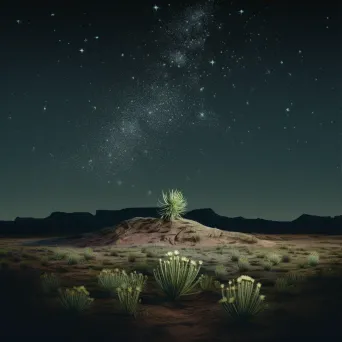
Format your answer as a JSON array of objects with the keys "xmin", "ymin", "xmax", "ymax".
[{"xmin": 2, "ymin": 0, "xmax": 341, "ymax": 222}]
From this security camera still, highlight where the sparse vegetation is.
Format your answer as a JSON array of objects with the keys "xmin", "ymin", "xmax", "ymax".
[
  {"xmin": 83, "ymin": 247, "xmax": 95, "ymax": 260},
  {"xmin": 308, "ymin": 252, "xmax": 319, "ymax": 266},
  {"xmin": 237, "ymin": 258, "xmax": 250, "ymax": 271},
  {"xmin": 67, "ymin": 253, "xmax": 82, "ymax": 265},
  {"xmin": 230, "ymin": 249, "xmax": 240, "ymax": 262},
  {"xmin": 267, "ymin": 253, "xmax": 281, "ymax": 265},
  {"xmin": 199, "ymin": 274, "xmax": 215, "ymax": 292},
  {"xmin": 153, "ymin": 250, "xmax": 202, "ymax": 300},
  {"xmin": 117, "ymin": 284, "xmax": 142, "ymax": 317},
  {"xmin": 40, "ymin": 272, "xmax": 61, "ymax": 294},
  {"xmin": 58, "ymin": 286, "xmax": 94, "ymax": 313},
  {"xmin": 219, "ymin": 275, "xmax": 266, "ymax": 321},
  {"xmin": 157, "ymin": 189, "xmax": 187, "ymax": 221}
]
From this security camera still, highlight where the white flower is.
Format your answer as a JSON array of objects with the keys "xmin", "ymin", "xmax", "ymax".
[{"xmin": 174, "ymin": 250, "xmax": 179, "ymax": 255}]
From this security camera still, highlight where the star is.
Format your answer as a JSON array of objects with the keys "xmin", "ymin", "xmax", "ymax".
[
  {"xmin": 79, "ymin": 48, "xmax": 85, "ymax": 53},
  {"xmin": 153, "ymin": 5, "xmax": 159, "ymax": 11},
  {"xmin": 209, "ymin": 59, "xmax": 215, "ymax": 66},
  {"xmin": 16, "ymin": 20, "xmax": 22, "ymax": 24},
  {"xmin": 238, "ymin": 9, "xmax": 244, "ymax": 15},
  {"xmin": 51, "ymin": 13, "xmax": 55, "ymax": 17}
]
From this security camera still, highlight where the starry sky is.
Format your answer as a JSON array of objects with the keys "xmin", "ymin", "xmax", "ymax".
[{"xmin": 2, "ymin": 0, "xmax": 341, "ymax": 221}]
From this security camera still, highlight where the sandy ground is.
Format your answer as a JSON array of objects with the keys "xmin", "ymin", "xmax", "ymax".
[{"xmin": 0, "ymin": 218, "xmax": 341, "ymax": 342}]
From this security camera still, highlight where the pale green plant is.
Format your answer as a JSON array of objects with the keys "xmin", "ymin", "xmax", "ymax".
[
  {"xmin": 262, "ymin": 261, "xmax": 272, "ymax": 271},
  {"xmin": 237, "ymin": 258, "xmax": 250, "ymax": 272},
  {"xmin": 117, "ymin": 284, "xmax": 142, "ymax": 317},
  {"xmin": 267, "ymin": 253, "xmax": 281, "ymax": 265},
  {"xmin": 84, "ymin": 247, "xmax": 95, "ymax": 260},
  {"xmin": 67, "ymin": 253, "xmax": 82, "ymax": 265},
  {"xmin": 153, "ymin": 250, "xmax": 202, "ymax": 300},
  {"xmin": 98, "ymin": 268, "xmax": 147, "ymax": 295},
  {"xmin": 40, "ymin": 272, "xmax": 61, "ymax": 294},
  {"xmin": 219, "ymin": 275, "xmax": 266, "ymax": 321},
  {"xmin": 230, "ymin": 249, "xmax": 240, "ymax": 262},
  {"xmin": 199, "ymin": 274, "xmax": 215, "ymax": 292},
  {"xmin": 58, "ymin": 286, "xmax": 94, "ymax": 313},
  {"xmin": 215, "ymin": 264, "xmax": 227, "ymax": 278},
  {"xmin": 307, "ymin": 252, "xmax": 319, "ymax": 266},
  {"xmin": 285, "ymin": 271, "xmax": 305, "ymax": 284},
  {"xmin": 157, "ymin": 189, "xmax": 187, "ymax": 221},
  {"xmin": 275, "ymin": 277, "xmax": 293, "ymax": 293}
]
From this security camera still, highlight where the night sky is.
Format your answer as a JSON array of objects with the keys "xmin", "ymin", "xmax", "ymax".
[{"xmin": 2, "ymin": 0, "xmax": 341, "ymax": 221}]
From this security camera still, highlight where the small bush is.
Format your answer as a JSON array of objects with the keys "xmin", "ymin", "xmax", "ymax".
[
  {"xmin": 41, "ymin": 256, "xmax": 49, "ymax": 266},
  {"xmin": 128, "ymin": 253, "xmax": 138, "ymax": 262},
  {"xmin": 267, "ymin": 253, "xmax": 281, "ymax": 265},
  {"xmin": 84, "ymin": 248, "xmax": 95, "ymax": 261},
  {"xmin": 274, "ymin": 277, "xmax": 293, "ymax": 293},
  {"xmin": 98, "ymin": 268, "xmax": 147, "ymax": 295},
  {"xmin": 52, "ymin": 248, "xmax": 67, "ymax": 260},
  {"xmin": 109, "ymin": 250, "xmax": 119, "ymax": 257},
  {"xmin": 214, "ymin": 264, "xmax": 227, "ymax": 278},
  {"xmin": 153, "ymin": 250, "xmax": 202, "ymax": 300},
  {"xmin": 285, "ymin": 271, "xmax": 305, "ymax": 285},
  {"xmin": 219, "ymin": 275, "xmax": 266, "ymax": 321},
  {"xmin": 67, "ymin": 253, "xmax": 82, "ymax": 265},
  {"xmin": 58, "ymin": 286, "xmax": 94, "ymax": 313},
  {"xmin": 237, "ymin": 258, "xmax": 250, "ymax": 272},
  {"xmin": 40, "ymin": 272, "xmax": 61, "ymax": 294},
  {"xmin": 307, "ymin": 252, "xmax": 319, "ymax": 266},
  {"xmin": 262, "ymin": 261, "xmax": 272, "ymax": 271},
  {"xmin": 117, "ymin": 284, "xmax": 142, "ymax": 317},
  {"xmin": 199, "ymin": 274, "xmax": 215, "ymax": 292},
  {"xmin": 230, "ymin": 249, "xmax": 240, "ymax": 262},
  {"xmin": 146, "ymin": 250, "xmax": 158, "ymax": 258}
]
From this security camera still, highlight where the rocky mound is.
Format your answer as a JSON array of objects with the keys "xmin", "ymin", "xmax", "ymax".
[{"xmin": 73, "ymin": 217, "xmax": 275, "ymax": 248}]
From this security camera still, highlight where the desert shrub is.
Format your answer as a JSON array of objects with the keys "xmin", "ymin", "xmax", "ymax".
[
  {"xmin": 157, "ymin": 189, "xmax": 187, "ymax": 221},
  {"xmin": 285, "ymin": 271, "xmax": 305, "ymax": 285},
  {"xmin": 52, "ymin": 248, "xmax": 67, "ymax": 260},
  {"xmin": 199, "ymin": 274, "xmax": 215, "ymax": 292},
  {"xmin": 98, "ymin": 268, "xmax": 147, "ymax": 295},
  {"xmin": 218, "ymin": 275, "xmax": 266, "ymax": 321},
  {"xmin": 40, "ymin": 272, "xmax": 61, "ymax": 294},
  {"xmin": 267, "ymin": 253, "xmax": 281, "ymax": 265},
  {"xmin": 262, "ymin": 261, "xmax": 272, "ymax": 271},
  {"xmin": 192, "ymin": 234, "xmax": 201, "ymax": 243},
  {"xmin": 67, "ymin": 253, "xmax": 82, "ymax": 265},
  {"xmin": 128, "ymin": 253, "xmax": 139, "ymax": 262},
  {"xmin": 274, "ymin": 277, "xmax": 293, "ymax": 293},
  {"xmin": 83, "ymin": 248, "xmax": 95, "ymax": 260},
  {"xmin": 214, "ymin": 264, "xmax": 227, "ymax": 278},
  {"xmin": 146, "ymin": 250, "xmax": 158, "ymax": 258},
  {"xmin": 58, "ymin": 286, "xmax": 94, "ymax": 313},
  {"xmin": 237, "ymin": 258, "xmax": 250, "ymax": 272},
  {"xmin": 307, "ymin": 252, "xmax": 319, "ymax": 266},
  {"xmin": 230, "ymin": 249, "xmax": 240, "ymax": 262},
  {"xmin": 153, "ymin": 250, "xmax": 202, "ymax": 300},
  {"xmin": 41, "ymin": 256, "xmax": 49, "ymax": 266},
  {"xmin": 117, "ymin": 284, "xmax": 142, "ymax": 317},
  {"xmin": 109, "ymin": 250, "xmax": 119, "ymax": 256},
  {"xmin": 281, "ymin": 254, "xmax": 291, "ymax": 263}
]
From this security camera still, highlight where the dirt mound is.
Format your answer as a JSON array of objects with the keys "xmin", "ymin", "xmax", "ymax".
[{"xmin": 73, "ymin": 217, "xmax": 275, "ymax": 248}]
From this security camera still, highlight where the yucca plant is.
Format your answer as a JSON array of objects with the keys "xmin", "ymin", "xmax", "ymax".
[
  {"xmin": 117, "ymin": 284, "xmax": 142, "ymax": 317},
  {"xmin": 98, "ymin": 268, "xmax": 147, "ymax": 295},
  {"xmin": 153, "ymin": 250, "xmax": 203, "ymax": 300},
  {"xmin": 157, "ymin": 189, "xmax": 187, "ymax": 221},
  {"xmin": 58, "ymin": 286, "xmax": 94, "ymax": 313},
  {"xmin": 40, "ymin": 272, "xmax": 61, "ymax": 294},
  {"xmin": 219, "ymin": 275, "xmax": 266, "ymax": 322},
  {"xmin": 199, "ymin": 274, "xmax": 215, "ymax": 292},
  {"xmin": 267, "ymin": 253, "xmax": 281, "ymax": 265}
]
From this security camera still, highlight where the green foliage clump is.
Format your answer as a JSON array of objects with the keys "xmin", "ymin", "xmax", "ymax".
[
  {"xmin": 199, "ymin": 274, "xmax": 216, "ymax": 292},
  {"xmin": 262, "ymin": 261, "xmax": 272, "ymax": 271},
  {"xmin": 98, "ymin": 268, "xmax": 147, "ymax": 295},
  {"xmin": 52, "ymin": 247, "xmax": 67, "ymax": 260},
  {"xmin": 153, "ymin": 250, "xmax": 202, "ymax": 300},
  {"xmin": 230, "ymin": 249, "xmax": 240, "ymax": 262},
  {"xmin": 58, "ymin": 286, "xmax": 94, "ymax": 313},
  {"xmin": 40, "ymin": 272, "xmax": 61, "ymax": 294},
  {"xmin": 218, "ymin": 275, "xmax": 266, "ymax": 322},
  {"xmin": 215, "ymin": 264, "xmax": 227, "ymax": 279},
  {"xmin": 117, "ymin": 284, "xmax": 142, "ymax": 317},
  {"xmin": 67, "ymin": 253, "xmax": 82, "ymax": 265},
  {"xmin": 267, "ymin": 253, "xmax": 281, "ymax": 265},
  {"xmin": 157, "ymin": 189, "xmax": 187, "ymax": 221},
  {"xmin": 83, "ymin": 247, "xmax": 95, "ymax": 260},
  {"xmin": 237, "ymin": 258, "xmax": 250, "ymax": 272},
  {"xmin": 307, "ymin": 252, "xmax": 319, "ymax": 266}
]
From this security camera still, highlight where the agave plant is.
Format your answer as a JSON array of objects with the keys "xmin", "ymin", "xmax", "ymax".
[{"xmin": 157, "ymin": 189, "xmax": 187, "ymax": 221}]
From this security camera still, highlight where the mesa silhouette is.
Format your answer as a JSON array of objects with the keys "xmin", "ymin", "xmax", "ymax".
[{"xmin": 0, "ymin": 208, "xmax": 341, "ymax": 235}]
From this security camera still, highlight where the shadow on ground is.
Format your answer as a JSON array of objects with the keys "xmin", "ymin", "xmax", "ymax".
[{"xmin": 0, "ymin": 269, "xmax": 341, "ymax": 342}]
